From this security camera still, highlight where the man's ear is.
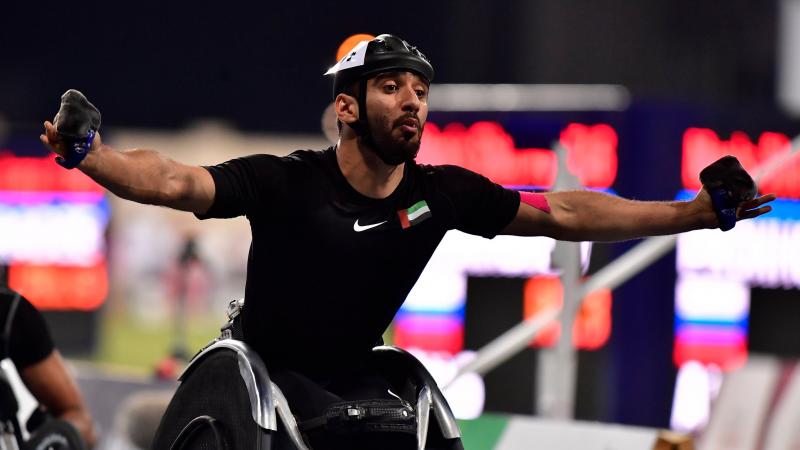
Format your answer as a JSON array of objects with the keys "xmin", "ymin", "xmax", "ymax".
[{"xmin": 335, "ymin": 93, "xmax": 359, "ymax": 125}]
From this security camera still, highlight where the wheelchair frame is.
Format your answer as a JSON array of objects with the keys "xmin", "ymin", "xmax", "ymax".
[{"xmin": 177, "ymin": 338, "xmax": 463, "ymax": 450}]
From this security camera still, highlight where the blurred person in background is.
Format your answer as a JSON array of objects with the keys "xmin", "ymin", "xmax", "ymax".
[
  {"xmin": 40, "ymin": 34, "xmax": 772, "ymax": 447},
  {"xmin": 0, "ymin": 265, "xmax": 97, "ymax": 448}
]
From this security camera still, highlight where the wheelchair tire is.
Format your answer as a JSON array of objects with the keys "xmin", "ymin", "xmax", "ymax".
[
  {"xmin": 25, "ymin": 418, "xmax": 86, "ymax": 450},
  {"xmin": 169, "ymin": 416, "xmax": 227, "ymax": 450},
  {"xmin": 151, "ymin": 349, "xmax": 272, "ymax": 450}
]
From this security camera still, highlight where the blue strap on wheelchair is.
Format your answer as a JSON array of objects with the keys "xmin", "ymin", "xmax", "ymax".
[
  {"xmin": 55, "ymin": 129, "xmax": 95, "ymax": 169},
  {"xmin": 707, "ymin": 186, "xmax": 738, "ymax": 232}
]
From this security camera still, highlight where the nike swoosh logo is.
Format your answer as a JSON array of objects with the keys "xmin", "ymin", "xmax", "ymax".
[{"xmin": 354, "ymin": 219, "xmax": 387, "ymax": 232}]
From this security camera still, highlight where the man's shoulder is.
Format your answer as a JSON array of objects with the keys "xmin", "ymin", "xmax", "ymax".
[
  {"xmin": 230, "ymin": 147, "xmax": 332, "ymax": 164},
  {"xmin": 267, "ymin": 147, "xmax": 333, "ymax": 173},
  {"xmin": 413, "ymin": 162, "xmax": 483, "ymax": 183},
  {"xmin": 220, "ymin": 147, "xmax": 332, "ymax": 176},
  {"xmin": 283, "ymin": 147, "xmax": 335, "ymax": 164}
]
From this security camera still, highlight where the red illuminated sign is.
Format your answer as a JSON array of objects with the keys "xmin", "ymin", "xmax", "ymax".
[
  {"xmin": 0, "ymin": 153, "xmax": 102, "ymax": 192},
  {"xmin": 682, "ymin": 128, "xmax": 800, "ymax": 199},
  {"xmin": 523, "ymin": 275, "xmax": 612, "ymax": 350},
  {"xmin": 417, "ymin": 122, "xmax": 618, "ymax": 188},
  {"xmin": 8, "ymin": 263, "xmax": 108, "ymax": 311}
]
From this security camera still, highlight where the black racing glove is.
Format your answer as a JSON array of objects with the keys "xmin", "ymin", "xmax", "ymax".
[
  {"xmin": 699, "ymin": 155, "xmax": 757, "ymax": 231},
  {"xmin": 53, "ymin": 89, "xmax": 101, "ymax": 169}
]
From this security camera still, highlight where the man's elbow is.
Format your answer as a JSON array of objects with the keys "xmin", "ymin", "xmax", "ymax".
[
  {"xmin": 158, "ymin": 171, "xmax": 213, "ymax": 214},
  {"xmin": 158, "ymin": 174, "xmax": 191, "ymax": 208},
  {"xmin": 547, "ymin": 208, "xmax": 586, "ymax": 241}
]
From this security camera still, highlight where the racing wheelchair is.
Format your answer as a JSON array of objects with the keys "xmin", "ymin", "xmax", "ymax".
[{"xmin": 151, "ymin": 299, "xmax": 464, "ymax": 450}]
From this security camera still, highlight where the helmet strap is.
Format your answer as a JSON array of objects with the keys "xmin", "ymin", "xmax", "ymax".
[
  {"xmin": 347, "ymin": 78, "xmax": 378, "ymax": 149},
  {"xmin": 346, "ymin": 78, "xmax": 370, "ymax": 135}
]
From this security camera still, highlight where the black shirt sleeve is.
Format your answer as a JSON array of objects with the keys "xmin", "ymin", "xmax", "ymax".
[
  {"xmin": 1, "ymin": 290, "xmax": 55, "ymax": 369},
  {"xmin": 434, "ymin": 165, "xmax": 521, "ymax": 238},
  {"xmin": 195, "ymin": 154, "xmax": 290, "ymax": 220}
]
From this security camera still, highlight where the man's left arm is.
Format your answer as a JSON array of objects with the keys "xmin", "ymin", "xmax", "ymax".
[{"xmin": 501, "ymin": 189, "xmax": 775, "ymax": 242}]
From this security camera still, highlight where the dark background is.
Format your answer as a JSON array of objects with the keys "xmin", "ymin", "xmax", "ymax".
[
  {"xmin": 0, "ymin": 1, "xmax": 781, "ymax": 132},
  {"xmin": 2, "ymin": 0, "xmax": 797, "ymax": 429}
]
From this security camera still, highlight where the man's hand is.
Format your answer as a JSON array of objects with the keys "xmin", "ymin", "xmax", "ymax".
[
  {"xmin": 40, "ymin": 89, "xmax": 102, "ymax": 169},
  {"xmin": 698, "ymin": 155, "xmax": 776, "ymax": 230},
  {"xmin": 735, "ymin": 192, "xmax": 775, "ymax": 220},
  {"xmin": 693, "ymin": 188, "xmax": 775, "ymax": 229},
  {"xmin": 40, "ymin": 120, "xmax": 103, "ymax": 160}
]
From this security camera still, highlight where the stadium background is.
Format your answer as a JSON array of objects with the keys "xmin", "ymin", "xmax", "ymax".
[{"xmin": 2, "ymin": 1, "xmax": 799, "ymax": 448}]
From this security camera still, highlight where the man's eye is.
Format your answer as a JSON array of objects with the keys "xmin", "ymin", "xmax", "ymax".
[
  {"xmin": 416, "ymin": 90, "xmax": 427, "ymax": 98},
  {"xmin": 384, "ymin": 84, "xmax": 398, "ymax": 92}
]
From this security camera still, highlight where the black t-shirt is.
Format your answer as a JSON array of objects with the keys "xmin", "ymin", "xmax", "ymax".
[
  {"xmin": 0, "ymin": 289, "xmax": 55, "ymax": 369},
  {"xmin": 198, "ymin": 147, "xmax": 520, "ymax": 375}
]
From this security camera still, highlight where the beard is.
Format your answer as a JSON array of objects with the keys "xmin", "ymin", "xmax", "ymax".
[{"xmin": 362, "ymin": 112, "xmax": 425, "ymax": 166}]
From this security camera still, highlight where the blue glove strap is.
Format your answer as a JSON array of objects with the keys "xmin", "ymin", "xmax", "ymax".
[
  {"xmin": 55, "ymin": 130, "xmax": 95, "ymax": 169},
  {"xmin": 708, "ymin": 187, "xmax": 738, "ymax": 232}
]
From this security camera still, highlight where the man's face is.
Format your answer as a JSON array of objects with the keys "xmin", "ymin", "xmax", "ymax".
[{"xmin": 363, "ymin": 71, "xmax": 429, "ymax": 165}]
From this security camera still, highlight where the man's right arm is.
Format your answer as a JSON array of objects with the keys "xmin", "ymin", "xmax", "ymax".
[{"xmin": 41, "ymin": 120, "xmax": 215, "ymax": 214}]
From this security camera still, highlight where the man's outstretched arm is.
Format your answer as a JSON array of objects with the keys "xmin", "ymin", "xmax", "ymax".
[
  {"xmin": 501, "ymin": 188, "xmax": 775, "ymax": 242},
  {"xmin": 40, "ymin": 120, "xmax": 215, "ymax": 214}
]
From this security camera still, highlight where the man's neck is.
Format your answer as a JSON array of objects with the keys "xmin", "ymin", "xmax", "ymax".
[{"xmin": 336, "ymin": 137, "xmax": 405, "ymax": 199}]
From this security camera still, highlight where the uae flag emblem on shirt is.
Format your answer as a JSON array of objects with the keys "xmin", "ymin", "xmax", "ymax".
[{"xmin": 398, "ymin": 200, "xmax": 432, "ymax": 229}]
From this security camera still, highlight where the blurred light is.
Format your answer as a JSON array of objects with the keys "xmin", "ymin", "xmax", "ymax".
[
  {"xmin": 673, "ymin": 335, "xmax": 748, "ymax": 371},
  {"xmin": 398, "ymin": 232, "xmax": 555, "ymax": 359},
  {"xmin": 574, "ymin": 288, "xmax": 613, "ymax": 350},
  {"xmin": 417, "ymin": 121, "xmax": 618, "ymax": 188},
  {"xmin": 523, "ymin": 275, "xmax": 613, "ymax": 350},
  {"xmin": 402, "ymin": 230, "xmax": 556, "ymax": 314},
  {"xmin": 0, "ymin": 153, "xmax": 108, "ymax": 311},
  {"xmin": 428, "ymin": 84, "xmax": 630, "ymax": 112},
  {"xmin": 399, "ymin": 231, "xmax": 597, "ymax": 355},
  {"xmin": 561, "ymin": 123, "xmax": 618, "ymax": 188},
  {"xmin": 9, "ymin": 262, "xmax": 108, "ymax": 310},
  {"xmin": 674, "ymin": 156, "xmax": 800, "ymax": 374},
  {"xmin": 394, "ymin": 312, "xmax": 463, "ymax": 355},
  {"xmin": 0, "ymin": 153, "xmax": 103, "ymax": 192},
  {"xmin": 336, "ymin": 33, "xmax": 375, "ymax": 61},
  {"xmin": 675, "ymin": 275, "xmax": 749, "ymax": 321},
  {"xmin": 676, "ymin": 212, "xmax": 800, "ymax": 290},
  {"xmin": 778, "ymin": 0, "xmax": 800, "ymax": 117},
  {"xmin": 412, "ymin": 350, "xmax": 485, "ymax": 420},
  {"xmin": 694, "ymin": 358, "xmax": 782, "ymax": 450},
  {"xmin": 670, "ymin": 361, "xmax": 712, "ymax": 433},
  {"xmin": 524, "ymin": 276, "xmax": 562, "ymax": 347},
  {"xmin": 0, "ymin": 201, "xmax": 108, "ymax": 265},
  {"xmin": 682, "ymin": 128, "xmax": 800, "ymax": 199}
]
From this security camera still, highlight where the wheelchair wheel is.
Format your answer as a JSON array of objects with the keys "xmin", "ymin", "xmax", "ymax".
[
  {"xmin": 169, "ymin": 416, "xmax": 226, "ymax": 450},
  {"xmin": 151, "ymin": 349, "xmax": 272, "ymax": 450}
]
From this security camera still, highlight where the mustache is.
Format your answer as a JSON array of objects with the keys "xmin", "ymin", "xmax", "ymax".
[{"xmin": 393, "ymin": 113, "xmax": 422, "ymax": 128}]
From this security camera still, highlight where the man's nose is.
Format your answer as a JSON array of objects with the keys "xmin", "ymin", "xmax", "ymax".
[{"xmin": 399, "ymin": 85, "xmax": 421, "ymax": 112}]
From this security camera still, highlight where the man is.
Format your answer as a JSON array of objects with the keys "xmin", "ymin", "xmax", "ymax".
[
  {"xmin": 0, "ymin": 280, "xmax": 97, "ymax": 448},
  {"xmin": 40, "ymin": 34, "xmax": 772, "ymax": 443}
]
